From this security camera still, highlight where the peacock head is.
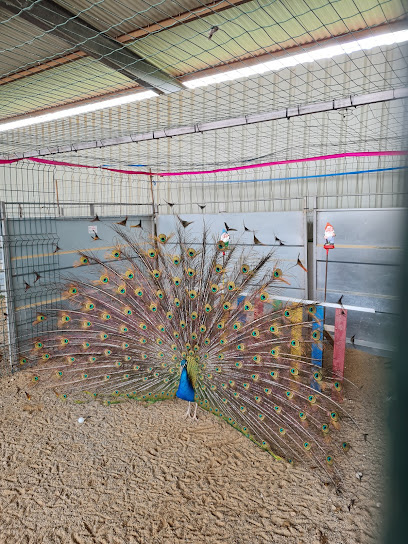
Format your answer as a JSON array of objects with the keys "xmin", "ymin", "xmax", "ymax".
[{"xmin": 180, "ymin": 358, "xmax": 187, "ymax": 368}]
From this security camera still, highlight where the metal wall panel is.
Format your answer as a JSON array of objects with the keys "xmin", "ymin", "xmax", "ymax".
[
  {"xmin": 157, "ymin": 211, "xmax": 308, "ymax": 299},
  {"xmin": 2, "ymin": 206, "xmax": 404, "ymax": 364},
  {"xmin": 315, "ymin": 208, "xmax": 406, "ymax": 351},
  {"xmin": 6, "ymin": 214, "xmax": 152, "ymax": 368}
]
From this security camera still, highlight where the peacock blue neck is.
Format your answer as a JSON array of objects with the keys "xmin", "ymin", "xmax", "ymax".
[{"xmin": 176, "ymin": 366, "xmax": 195, "ymax": 402}]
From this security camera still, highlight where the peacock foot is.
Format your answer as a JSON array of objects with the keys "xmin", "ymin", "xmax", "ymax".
[
  {"xmin": 190, "ymin": 402, "xmax": 198, "ymax": 421},
  {"xmin": 183, "ymin": 402, "xmax": 191, "ymax": 419}
]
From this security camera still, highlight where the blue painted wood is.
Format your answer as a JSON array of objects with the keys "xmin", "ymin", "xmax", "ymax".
[
  {"xmin": 311, "ymin": 306, "xmax": 324, "ymax": 367},
  {"xmin": 311, "ymin": 305, "xmax": 324, "ymax": 391},
  {"xmin": 237, "ymin": 295, "xmax": 246, "ymax": 324}
]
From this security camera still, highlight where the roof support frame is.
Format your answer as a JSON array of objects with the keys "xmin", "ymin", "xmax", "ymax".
[
  {"xmin": 0, "ymin": 0, "xmax": 183, "ymax": 94},
  {"xmin": 1, "ymin": 88, "xmax": 406, "ymax": 160}
]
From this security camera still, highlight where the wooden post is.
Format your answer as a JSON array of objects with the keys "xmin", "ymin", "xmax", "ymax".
[
  {"xmin": 311, "ymin": 305, "xmax": 324, "ymax": 392},
  {"xmin": 333, "ymin": 308, "xmax": 347, "ymax": 379},
  {"xmin": 254, "ymin": 300, "xmax": 263, "ymax": 319},
  {"xmin": 311, "ymin": 306, "xmax": 324, "ymax": 368}
]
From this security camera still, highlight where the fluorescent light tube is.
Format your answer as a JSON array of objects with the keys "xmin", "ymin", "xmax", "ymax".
[
  {"xmin": 0, "ymin": 90, "xmax": 157, "ymax": 132},
  {"xmin": 184, "ymin": 29, "xmax": 408, "ymax": 89}
]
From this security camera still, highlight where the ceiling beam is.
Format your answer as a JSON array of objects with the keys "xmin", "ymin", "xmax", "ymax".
[
  {"xmin": 0, "ymin": 51, "xmax": 87, "ymax": 85},
  {"xmin": 0, "ymin": 0, "xmax": 183, "ymax": 94},
  {"xmin": 115, "ymin": 0, "xmax": 252, "ymax": 42},
  {"xmin": 1, "ymin": 88, "xmax": 406, "ymax": 160},
  {"xmin": 0, "ymin": 0, "xmax": 252, "ymax": 86}
]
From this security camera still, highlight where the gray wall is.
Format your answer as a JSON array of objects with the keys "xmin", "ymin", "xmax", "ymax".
[
  {"xmin": 314, "ymin": 208, "xmax": 405, "ymax": 352},
  {"xmin": 1, "ymin": 207, "xmax": 404, "ymax": 371},
  {"xmin": 3, "ymin": 214, "xmax": 152, "ymax": 365},
  {"xmin": 157, "ymin": 211, "xmax": 308, "ymax": 299}
]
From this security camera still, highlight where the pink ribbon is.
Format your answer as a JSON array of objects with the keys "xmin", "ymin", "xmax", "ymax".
[{"xmin": 0, "ymin": 151, "xmax": 406, "ymax": 177}]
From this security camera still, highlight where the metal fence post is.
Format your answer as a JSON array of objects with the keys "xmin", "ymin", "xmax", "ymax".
[{"xmin": 0, "ymin": 202, "xmax": 18, "ymax": 373}]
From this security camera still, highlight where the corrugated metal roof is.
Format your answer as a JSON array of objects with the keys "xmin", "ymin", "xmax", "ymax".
[
  {"xmin": 0, "ymin": 7, "xmax": 71, "ymax": 76},
  {"xmin": 54, "ymin": 0, "xmax": 208, "ymax": 38},
  {"xmin": 0, "ymin": 45, "xmax": 406, "ymax": 154},
  {"xmin": 129, "ymin": 0, "xmax": 408, "ymax": 76},
  {"xmin": 0, "ymin": 57, "xmax": 136, "ymax": 119},
  {"xmin": 0, "ymin": 0, "xmax": 406, "ymax": 119},
  {"xmin": 1, "ymin": 0, "xmax": 405, "ymax": 80}
]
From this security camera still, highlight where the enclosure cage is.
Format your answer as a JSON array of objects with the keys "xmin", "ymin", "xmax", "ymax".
[{"xmin": 0, "ymin": 0, "xmax": 407, "ymax": 374}]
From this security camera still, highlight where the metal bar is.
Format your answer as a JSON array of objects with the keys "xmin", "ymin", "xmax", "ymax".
[
  {"xmin": 0, "ymin": 51, "xmax": 87, "ymax": 86},
  {"xmin": 1, "ymin": 195, "xmax": 404, "ymax": 208},
  {"xmin": 149, "ymin": 169, "xmax": 157, "ymax": 239},
  {"xmin": 315, "ymin": 207, "xmax": 407, "ymax": 212},
  {"xmin": 2, "ymin": 88, "xmax": 407, "ymax": 160},
  {"xmin": 317, "ymin": 244, "xmax": 401, "ymax": 250},
  {"xmin": 0, "ymin": 0, "xmax": 182, "ymax": 94},
  {"xmin": 306, "ymin": 196, "xmax": 316, "ymax": 301},
  {"xmin": 302, "ymin": 200, "xmax": 309, "ymax": 300},
  {"xmin": 54, "ymin": 178, "xmax": 61, "ymax": 217},
  {"xmin": 0, "ymin": 201, "xmax": 18, "ymax": 372},
  {"xmin": 270, "ymin": 295, "xmax": 375, "ymax": 313},
  {"xmin": 313, "ymin": 208, "xmax": 318, "ymax": 300}
]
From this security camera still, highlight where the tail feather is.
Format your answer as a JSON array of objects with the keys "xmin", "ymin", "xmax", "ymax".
[{"xmin": 19, "ymin": 223, "xmax": 357, "ymax": 484}]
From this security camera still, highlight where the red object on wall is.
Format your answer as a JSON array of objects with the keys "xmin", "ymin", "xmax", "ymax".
[
  {"xmin": 254, "ymin": 300, "xmax": 264, "ymax": 319},
  {"xmin": 333, "ymin": 308, "xmax": 347, "ymax": 378}
]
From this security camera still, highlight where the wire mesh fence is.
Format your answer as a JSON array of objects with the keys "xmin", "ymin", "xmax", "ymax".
[
  {"xmin": 0, "ymin": 159, "xmax": 406, "ymax": 374},
  {"xmin": 1, "ymin": 96, "xmax": 406, "ymax": 216},
  {"xmin": 0, "ymin": 0, "xmax": 407, "ymax": 370},
  {"xmin": 0, "ymin": 0, "xmax": 407, "ymax": 150}
]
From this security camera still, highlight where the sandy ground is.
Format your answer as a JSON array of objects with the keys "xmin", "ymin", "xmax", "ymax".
[{"xmin": 0, "ymin": 348, "xmax": 390, "ymax": 544}]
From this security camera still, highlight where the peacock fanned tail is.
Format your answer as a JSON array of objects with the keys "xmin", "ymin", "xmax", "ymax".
[{"xmin": 20, "ymin": 223, "xmax": 356, "ymax": 485}]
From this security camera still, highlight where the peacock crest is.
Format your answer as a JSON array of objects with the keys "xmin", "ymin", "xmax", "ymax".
[{"xmin": 20, "ymin": 222, "xmax": 355, "ymax": 486}]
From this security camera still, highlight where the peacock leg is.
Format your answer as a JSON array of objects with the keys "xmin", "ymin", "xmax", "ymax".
[
  {"xmin": 190, "ymin": 402, "xmax": 198, "ymax": 421},
  {"xmin": 183, "ymin": 402, "xmax": 191, "ymax": 419}
]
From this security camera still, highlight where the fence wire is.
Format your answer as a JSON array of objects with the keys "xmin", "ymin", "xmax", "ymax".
[
  {"xmin": 0, "ymin": 0, "xmax": 407, "ymax": 370},
  {"xmin": 0, "ymin": 0, "xmax": 407, "ymax": 133}
]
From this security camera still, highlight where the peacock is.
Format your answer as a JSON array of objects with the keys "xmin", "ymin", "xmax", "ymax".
[{"xmin": 19, "ymin": 219, "xmax": 355, "ymax": 487}]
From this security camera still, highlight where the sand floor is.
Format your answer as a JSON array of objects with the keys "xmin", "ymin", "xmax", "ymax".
[{"xmin": 0, "ymin": 349, "xmax": 389, "ymax": 544}]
